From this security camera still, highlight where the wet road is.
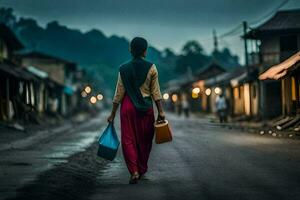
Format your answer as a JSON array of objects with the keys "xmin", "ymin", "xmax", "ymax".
[
  {"xmin": 1, "ymin": 113, "xmax": 300, "ymax": 200},
  {"xmin": 91, "ymin": 114, "xmax": 300, "ymax": 200},
  {"xmin": 0, "ymin": 114, "xmax": 105, "ymax": 200}
]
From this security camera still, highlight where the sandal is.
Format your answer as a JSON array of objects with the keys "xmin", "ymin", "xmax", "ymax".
[{"xmin": 129, "ymin": 172, "xmax": 139, "ymax": 184}]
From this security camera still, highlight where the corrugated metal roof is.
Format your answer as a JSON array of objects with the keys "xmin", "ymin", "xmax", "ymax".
[
  {"xmin": 204, "ymin": 67, "xmax": 246, "ymax": 87},
  {"xmin": 257, "ymin": 9, "xmax": 300, "ymax": 31},
  {"xmin": 0, "ymin": 60, "xmax": 38, "ymax": 81},
  {"xmin": 244, "ymin": 9, "xmax": 300, "ymax": 39}
]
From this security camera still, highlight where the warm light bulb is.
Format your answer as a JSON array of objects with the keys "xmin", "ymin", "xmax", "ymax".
[
  {"xmin": 81, "ymin": 91, "xmax": 87, "ymax": 97},
  {"xmin": 90, "ymin": 96, "xmax": 97, "ymax": 104},
  {"xmin": 192, "ymin": 92, "xmax": 198, "ymax": 99},
  {"xmin": 171, "ymin": 94, "xmax": 178, "ymax": 102},
  {"xmin": 85, "ymin": 86, "xmax": 92, "ymax": 94},
  {"xmin": 163, "ymin": 93, "xmax": 169, "ymax": 100},
  {"xmin": 97, "ymin": 94, "xmax": 103, "ymax": 100},
  {"xmin": 214, "ymin": 87, "xmax": 222, "ymax": 95},
  {"xmin": 192, "ymin": 87, "xmax": 200, "ymax": 94},
  {"xmin": 205, "ymin": 88, "xmax": 211, "ymax": 96}
]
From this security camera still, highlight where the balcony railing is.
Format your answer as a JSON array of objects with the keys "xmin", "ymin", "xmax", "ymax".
[{"xmin": 247, "ymin": 51, "xmax": 298, "ymax": 66}]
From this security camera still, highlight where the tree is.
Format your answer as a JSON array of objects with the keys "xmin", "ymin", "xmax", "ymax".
[
  {"xmin": 212, "ymin": 47, "xmax": 240, "ymax": 68},
  {"xmin": 175, "ymin": 40, "xmax": 210, "ymax": 74},
  {"xmin": 182, "ymin": 40, "xmax": 204, "ymax": 55},
  {"xmin": 0, "ymin": 7, "xmax": 16, "ymax": 27}
]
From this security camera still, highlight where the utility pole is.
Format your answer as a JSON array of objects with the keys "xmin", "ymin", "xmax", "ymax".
[
  {"xmin": 243, "ymin": 21, "xmax": 249, "ymax": 69},
  {"xmin": 213, "ymin": 29, "xmax": 218, "ymax": 52}
]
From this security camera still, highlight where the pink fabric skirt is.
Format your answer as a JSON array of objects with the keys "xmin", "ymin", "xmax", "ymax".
[{"xmin": 120, "ymin": 94, "xmax": 155, "ymax": 175}]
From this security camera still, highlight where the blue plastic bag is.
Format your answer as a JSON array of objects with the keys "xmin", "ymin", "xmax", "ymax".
[{"xmin": 97, "ymin": 123, "xmax": 120, "ymax": 161}]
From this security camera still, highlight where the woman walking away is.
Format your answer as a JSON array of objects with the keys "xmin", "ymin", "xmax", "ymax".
[{"xmin": 107, "ymin": 37, "xmax": 165, "ymax": 184}]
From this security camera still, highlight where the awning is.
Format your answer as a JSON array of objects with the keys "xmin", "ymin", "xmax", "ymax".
[
  {"xmin": 259, "ymin": 51, "xmax": 300, "ymax": 80},
  {"xmin": 230, "ymin": 69, "xmax": 258, "ymax": 87},
  {"xmin": 0, "ymin": 63, "xmax": 20, "ymax": 78},
  {"xmin": 26, "ymin": 66, "xmax": 48, "ymax": 79},
  {"xmin": 230, "ymin": 72, "xmax": 248, "ymax": 87},
  {"xmin": 0, "ymin": 61, "xmax": 38, "ymax": 81},
  {"xmin": 204, "ymin": 67, "xmax": 246, "ymax": 87}
]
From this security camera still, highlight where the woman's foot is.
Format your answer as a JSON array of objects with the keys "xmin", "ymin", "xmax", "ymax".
[{"xmin": 129, "ymin": 172, "xmax": 139, "ymax": 184}]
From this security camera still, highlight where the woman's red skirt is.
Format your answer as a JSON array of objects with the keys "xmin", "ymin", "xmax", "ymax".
[{"xmin": 120, "ymin": 94, "xmax": 155, "ymax": 175}]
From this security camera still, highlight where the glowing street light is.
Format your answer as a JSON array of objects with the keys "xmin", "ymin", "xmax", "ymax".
[
  {"xmin": 214, "ymin": 87, "xmax": 222, "ymax": 95},
  {"xmin": 81, "ymin": 91, "xmax": 87, "ymax": 97},
  {"xmin": 85, "ymin": 86, "xmax": 92, "ymax": 94},
  {"xmin": 192, "ymin": 87, "xmax": 200, "ymax": 94},
  {"xmin": 205, "ymin": 88, "xmax": 212, "ymax": 96},
  {"xmin": 171, "ymin": 94, "xmax": 178, "ymax": 102},
  {"xmin": 90, "ymin": 96, "xmax": 97, "ymax": 104},
  {"xmin": 97, "ymin": 94, "xmax": 104, "ymax": 101},
  {"xmin": 163, "ymin": 93, "xmax": 169, "ymax": 100},
  {"xmin": 192, "ymin": 92, "xmax": 198, "ymax": 99}
]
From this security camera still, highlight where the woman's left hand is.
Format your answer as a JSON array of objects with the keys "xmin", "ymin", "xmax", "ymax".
[{"xmin": 107, "ymin": 113, "xmax": 115, "ymax": 123}]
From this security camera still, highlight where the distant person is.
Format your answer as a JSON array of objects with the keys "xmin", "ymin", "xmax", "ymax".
[
  {"xmin": 107, "ymin": 37, "xmax": 165, "ymax": 184},
  {"xmin": 215, "ymin": 93, "xmax": 227, "ymax": 123},
  {"xmin": 181, "ymin": 94, "xmax": 190, "ymax": 118},
  {"xmin": 175, "ymin": 97, "xmax": 182, "ymax": 116}
]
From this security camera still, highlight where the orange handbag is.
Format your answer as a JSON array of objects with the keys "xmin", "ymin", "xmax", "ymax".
[{"xmin": 154, "ymin": 120, "xmax": 173, "ymax": 144}]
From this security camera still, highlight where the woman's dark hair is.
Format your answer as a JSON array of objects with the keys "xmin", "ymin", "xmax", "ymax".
[{"xmin": 130, "ymin": 37, "xmax": 148, "ymax": 58}]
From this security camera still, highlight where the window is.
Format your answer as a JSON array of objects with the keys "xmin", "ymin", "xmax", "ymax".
[
  {"xmin": 291, "ymin": 76, "xmax": 297, "ymax": 101},
  {"xmin": 252, "ymin": 84, "xmax": 256, "ymax": 98},
  {"xmin": 280, "ymin": 35, "xmax": 298, "ymax": 61},
  {"xmin": 234, "ymin": 87, "xmax": 239, "ymax": 99},
  {"xmin": 239, "ymin": 86, "xmax": 243, "ymax": 99}
]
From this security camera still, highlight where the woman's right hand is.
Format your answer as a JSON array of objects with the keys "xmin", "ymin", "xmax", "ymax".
[{"xmin": 157, "ymin": 112, "xmax": 165, "ymax": 123}]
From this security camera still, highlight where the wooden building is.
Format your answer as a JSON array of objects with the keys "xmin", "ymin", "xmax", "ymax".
[
  {"xmin": 192, "ymin": 62, "xmax": 226, "ymax": 112},
  {"xmin": 203, "ymin": 67, "xmax": 246, "ymax": 115},
  {"xmin": 260, "ymin": 51, "xmax": 300, "ymax": 117},
  {"xmin": 244, "ymin": 9, "xmax": 300, "ymax": 119},
  {"xmin": 15, "ymin": 51, "xmax": 78, "ymax": 116},
  {"xmin": 229, "ymin": 67, "xmax": 259, "ymax": 117}
]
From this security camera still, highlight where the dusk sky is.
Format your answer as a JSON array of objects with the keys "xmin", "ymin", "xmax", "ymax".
[{"xmin": 1, "ymin": 0, "xmax": 300, "ymax": 63}]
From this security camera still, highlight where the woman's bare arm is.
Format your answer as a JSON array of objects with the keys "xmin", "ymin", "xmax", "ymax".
[
  {"xmin": 155, "ymin": 99, "xmax": 165, "ymax": 121},
  {"xmin": 107, "ymin": 102, "xmax": 119, "ymax": 122}
]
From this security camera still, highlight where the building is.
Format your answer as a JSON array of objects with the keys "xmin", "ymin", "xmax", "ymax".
[
  {"xmin": 192, "ymin": 62, "xmax": 226, "ymax": 113},
  {"xmin": 15, "ymin": 51, "xmax": 78, "ymax": 116},
  {"xmin": 260, "ymin": 51, "xmax": 300, "ymax": 130},
  {"xmin": 244, "ymin": 9, "xmax": 300, "ymax": 119},
  {"xmin": 203, "ymin": 67, "xmax": 246, "ymax": 115},
  {"xmin": 165, "ymin": 62, "xmax": 226, "ymax": 113},
  {"xmin": 0, "ymin": 23, "xmax": 29, "ymax": 122}
]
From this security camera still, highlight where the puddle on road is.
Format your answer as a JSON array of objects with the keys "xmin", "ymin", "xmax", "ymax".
[{"xmin": 41, "ymin": 131, "xmax": 99, "ymax": 165}]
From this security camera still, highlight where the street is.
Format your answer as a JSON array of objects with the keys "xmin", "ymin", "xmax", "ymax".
[{"xmin": 0, "ymin": 113, "xmax": 299, "ymax": 200}]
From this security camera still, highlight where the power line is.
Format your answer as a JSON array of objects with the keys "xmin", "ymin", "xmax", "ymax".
[
  {"xmin": 219, "ymin": 24, "xmax": 243, "ymax": 38},
  {"xmin": 249, "ymin": 0, "xmax": 290, "ymax": 26},
  {"xmin": 217, "ymin": 0, "xmax": 290, "ymax": 39}
]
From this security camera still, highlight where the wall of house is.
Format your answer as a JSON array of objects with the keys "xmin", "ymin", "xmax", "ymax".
[
  {"xmin": 209, "ymin": 87, "xmax": 218, "ymax": 113},
  {"xmin": 250, "ymin": 82, "xmax": 259, "ymax": 116},
  {"xmin": 21, "ymin": 58, "xmax": 66, "ymax": 85},
  {"xmin": 260, "ymin": 36, "xmax": 280, "ymax": 65},
  {"xmin": 0, "ymin": 38, "xmax": 9, "ymax": 60},
  {"xmin": 225, "ymin": 87, "xmax": 234, "ymax": 116},
  {"xmin": 201, "ymin": 93, "xmax": 208, "ymax": 112},
  {"xmin": 281, "ymin": 68, "xmax": 300, "ymax": 116},
  {"xmin": 259, "ymin": 81, "xmax": 282, "ymax": 119},
  {"xmin": 233, "ymin": 86, "xmax": 245, "ymax": 115}
]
